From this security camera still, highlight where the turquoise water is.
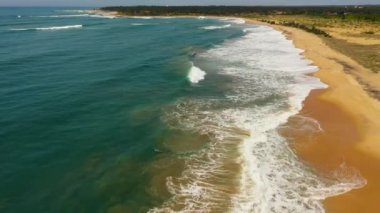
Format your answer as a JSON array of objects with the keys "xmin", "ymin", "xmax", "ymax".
[
  {"xmin": 0, "ymin": 7, "xmax": 364, "ymax": 213},
  {"xmin": 0, "ymin": 7, "xmax": 245, "ymax": 212}
]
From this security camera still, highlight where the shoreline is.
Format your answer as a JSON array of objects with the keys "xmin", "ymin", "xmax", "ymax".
[
  {"xmin": 91, "ymin": 10, "xmax": 380, "ymax": 211},
  {"xmin": 264, "ymin": 22, "xmax": 380, "ymax": 212}
]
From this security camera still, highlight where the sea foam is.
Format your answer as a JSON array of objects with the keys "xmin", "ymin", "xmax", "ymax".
[
  {"xmin": 131, "ymin": 23, "xmax": 146, "ymax": 26},
  {"xmin": 153, "ymin": 25, "xmax": 366, "ymax": 213},
  {"xmin": 201, "ymin": 24, "xmax": 231, "ymax": 30},
  {"xmin": 187, "ymin": 63, "xmax": 206, "ymax": 84},
  {"xmin": 131, "ymin": 16, "xmax": 153, "ymax": 19},
  {"xmin": 11, "ymin": 25, "xmax": 83, "ymax": 31},
  {"xmin": 35, "ymin": 14, "xmax": 116, "ymax": 19},
  {"xmin": 221, "ymin": 18, "xmax": 246, "ymax": 24},
  {"xmin": 57, "ymin": 10, "xmax": 85, "ymax": 13},
  {"xmin": 36, "ymin": 25, "xmax": 83, "ymax": 31}
]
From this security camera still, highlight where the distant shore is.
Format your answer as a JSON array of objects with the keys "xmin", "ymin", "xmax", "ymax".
[
  {"xmin": 92, "ymin": 9, "xmax": 380, "ymax": 212},
  {"xmin": 86, "ymin": 9, "xmax": 119, "ymax": 17}
]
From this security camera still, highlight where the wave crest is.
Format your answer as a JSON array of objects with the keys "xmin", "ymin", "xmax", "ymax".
[
  {"xmin": 201, "ymin": 24, "xmax": 231, "ymax": 30},
  {"xmin": 221, "ymin": 18, "xmax": 246, "ymax": 24},
  {"xmin": 35, "ymin": 14, "xmax": 115, "ymax": 19},
  {"xmin": 152, "ymin": 25, "xmax": 365, "ymax": 213},
  {"xmin": 10, "ymin": 25, "xmax": 83, "ymax": 31},
  {"xmin": 187, "ymin": 63, "xmax": 206, "ymax": 84}
]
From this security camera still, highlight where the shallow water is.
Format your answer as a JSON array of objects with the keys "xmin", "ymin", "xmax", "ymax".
[{"xmin": 0, "ymin": 8, "xmax": 365, "ymax": 213}]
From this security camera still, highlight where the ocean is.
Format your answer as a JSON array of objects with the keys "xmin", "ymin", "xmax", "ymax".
[{"xmin": 0, "ymin": 7, "xmax": 365, "ymax": 213}]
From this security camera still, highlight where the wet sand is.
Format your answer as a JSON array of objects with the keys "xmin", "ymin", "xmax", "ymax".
[
  {"xmin": 90, "ymin": 12, "xmax": 380, "ymax": 210},
  {"xmin": 269, "ymin": 24, "xmax": 380, "ymax": 212}
]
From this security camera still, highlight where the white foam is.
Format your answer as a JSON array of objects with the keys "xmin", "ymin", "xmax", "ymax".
[
  {"xmin": 89, "ymin": 14, "xmax": 116, "ymax": 19},
  {"xmin": 37, "ymin": 25, "xmax": 83, "ymax": 31},
  {"xmin": 35, "ymin": 15, "xmax": 86, "ymax": 18},
  {"xmin": 131, "ymin": 16, "xmax": 153, "ymax": 19},
  {"xmin": 198, "ymin": 16, "xmax": 206, "ymax": 19},
  {"xmin": 201, "ymin": 24, "xmax": 231, "ymax": 30},
  {"xmin": 157, "ymin": 16, "xmax": 176, "ymax": 19},
  {"xmin": 221, "ymin": 17, "xmax": 246, "ymax": 24},
  {"xmin": 17, "ymin": 15, "xmax": 21, "ymax": 18},
  {"xmin": 35, "ymin": 14, "xmax": 116, "ymax": 19},
  {"xmin": 153, "ymin": 25, "xmax": 366, "ymax": 212},
  {"xmin": 57, "ymin": 10, "xmax": 84, "ymax": 13},
  {"xmin": 187, "ymin": 63, "xmax": 206, "ymax": 84},
  {"xmin": 131, "ymin": 23, "xmax": 146, "ymax": 26},
  {"xmin": 11, "ymin": 25, "xmax": 83, "ymax": 31}
]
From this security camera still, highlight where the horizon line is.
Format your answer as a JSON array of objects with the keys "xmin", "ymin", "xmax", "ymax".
[{"xmin": 1, "ymin": 4, "xmax": 380, "ymax": 8}]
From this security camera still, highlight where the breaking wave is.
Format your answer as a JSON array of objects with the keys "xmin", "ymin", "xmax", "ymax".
[
  {"xmin": 10, "ymin": 25, "xmax": 83, "ymax": 31},
  {"xmin": 201, "ymin": 24, "xmax": 231, "ymax": 30},
  {"xmin": 56, "ymin": 10, "xmax": 85, "ymax": 13},
  {"xmin": 34, "ymin": 14, "xmax": 116, "ymax": 19},
  {"xmin": 131, "ymin": 16, "xmax": 153, "ymax": 19},
  {"xmin": 150, "ymin": 25, "xmax": 366, "ymax": 212},
  {"xmin": 187, "ymin": 63, "xmax": 206, "ymax": 84},
  {"xmin": 221, "ymin": 18, "xmax": 246, "ymax": 24}
]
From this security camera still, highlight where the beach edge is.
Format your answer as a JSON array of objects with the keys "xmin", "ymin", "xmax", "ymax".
[{"xmin": 250, "ymin": 19, "xmax": 380, "ymax": 212}]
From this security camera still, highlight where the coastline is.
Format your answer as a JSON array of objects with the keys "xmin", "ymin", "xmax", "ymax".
[
  {"xmin": 262, "ymin": 22, "xmax": 380, "ymax": 212},
  {"xmin": 91, "ymin": 10, "xmax": 380, "ymax": 211}
]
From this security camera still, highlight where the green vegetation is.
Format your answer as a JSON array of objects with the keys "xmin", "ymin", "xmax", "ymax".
[
  {"xmin": 101, "ymin": 6, "xmax": 379, "ymax": 38},
  {"xmin": 324, "ymin": 38, "xmax": 380, "ymax": 73},
  {"xmin": 102, "ymin": 6, "xmax": 380, "ymax": 22},
  {"xmin": 101, "ymin": 6, "xmax": 380, "ymax": 73},
  {"xmin": 259, "ymin": 19, "xmax": 331, "ymax": 37},
  {"xmin": 252, "ymin": 15, "xmax": 380, "ymax": 73}
]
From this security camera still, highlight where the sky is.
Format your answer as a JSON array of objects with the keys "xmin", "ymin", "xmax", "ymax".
[{"xmin": 0, "ymin": 0, "xmax": 379, "ymax": 7}]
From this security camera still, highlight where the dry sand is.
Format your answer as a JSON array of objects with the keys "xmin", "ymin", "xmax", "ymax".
[
  {"xmin": 274, "ymin": 24, "xmax": 380, "ymax": 158},
  {"xmin": 253, "ymin": 21, "xmax": 380, "ymax": 212},
  {"xmin": 88, "ymin": 13, "xmax": 380, "ymax": 211}
]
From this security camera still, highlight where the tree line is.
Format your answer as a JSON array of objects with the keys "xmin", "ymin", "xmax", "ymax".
[{"xmin": 101, "ymin": 6, "xmax": 380, "ymax": 22}]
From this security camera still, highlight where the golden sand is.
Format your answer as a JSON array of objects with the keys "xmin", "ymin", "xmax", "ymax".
[
  {"xmin": 259, "ymin": 23, "xmax": 380, "ymax": 212},
  {"xmin": 275, "ymin": 25, "xmax": 380, "ymax": 156},
  {"xmin": 288, "ymin": 90, "xmax": 380, "ymax": 213},
  {"xmin": 91, "ymin": 13, "xmax": 380, "ymax": 211}
]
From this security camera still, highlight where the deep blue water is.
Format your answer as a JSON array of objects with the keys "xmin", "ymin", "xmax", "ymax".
[{"xmin": 0, "ymin": 7, "xmax": 246, "ymax": 212}]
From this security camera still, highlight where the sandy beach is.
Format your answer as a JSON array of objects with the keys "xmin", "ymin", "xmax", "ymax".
[
  {"xmin": 3, "ymin": 4, "xmax": 380, "ymax": 212},
  {"xmin": 93, "ymin": 9, "xmax": 380, "ymax": 210},
  {"xmin": 259, "ymin": 23, "xmax": 380, "ymax": 212}
]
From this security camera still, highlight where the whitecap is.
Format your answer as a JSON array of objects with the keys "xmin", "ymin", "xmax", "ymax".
[
  {"xmin": 131, "ymin": 16, "xmax": 153, "ymax": 19},
  {"xmin": 187, "ymin": 63, "xmax": 206, "ymax": 84},
  {"xmin": 57, "ymin": 10, "xmax": 84, "ymax": 13},
  {"xmin": 35, "ymin": 14, "xmax": 115, "ymax": 19},
  {"xmin": 10, "ymin": 25, "xmax": 83, "ymax": 31},
  {"xmin": 201, "ymin": 24, "xmax": 231, "ymax": 30},
  {"xmin": 131, "ymin": 23, "xmax": 149, "ymax": 26},
  {"xmin": 221, "ymin": 18, "xmax": 246, "ymax": 24},
  {"xmin": 152, "ymin": 25, "xmax": 366, "ymax": 213},
  {"xmin": 36, "ymin": 25, "xmax": 83, "ymax": 31}
]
